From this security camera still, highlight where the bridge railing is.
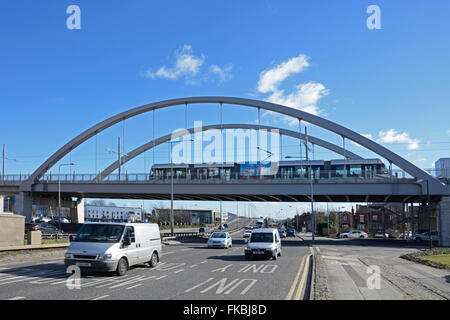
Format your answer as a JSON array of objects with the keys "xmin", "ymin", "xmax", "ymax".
[
  {"xmin": 2, "ymin": 169, "xmax": 442, "ymax": 185},
  {"xmin": 38, "ymin": 171, "xmax": 415, "ymax": 183}
]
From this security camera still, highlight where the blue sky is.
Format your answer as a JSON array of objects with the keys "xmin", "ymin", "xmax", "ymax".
[{"xmin": 1, "ymin": 1, "xmax": 449, "ymax": 216}]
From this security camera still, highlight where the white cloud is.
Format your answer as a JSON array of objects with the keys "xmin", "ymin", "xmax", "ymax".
[
  {"xmin": 209, "ymin": 64, "xmax": 233, "ymax": 83},
  {"xmin": 377, "ymin": 129, "xmax": 419, "ymax": 150},
  {"xmin": 257, "ymin": 54, "xmax": 310, "ymax": 93},
  {"xmin": 257, "ymin": 54, "xmax": 329, "ymax": 126},
  {"xmin": 350, "ymin": 131, "xmax": 419, "ymax": 150},
  {"xmin": 447, "ymin": 129, "xmax": 450, "ymax": 136},
  {"xmin": 146, "ymin": 45, "xmax": 205, "ymax": 81}
]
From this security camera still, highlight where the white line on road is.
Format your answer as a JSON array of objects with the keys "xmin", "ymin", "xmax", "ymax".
[
  {"xmin": 174, "ymin": 269, "xmax": 184, "ymax": 273},
  {"xmin": 156, "ymin": 275, "xmax": 167, "ymax": 280},
  {"xmin": 8, "ymin": 296, "xmax": 26, "ymax": 300},
  {"xmin": 184, "ymin": 277, "xmax": 215, "ymax": 293},
  {"xmin": 126, "ymin": 284, "xmax": 143, "ymax": 290},
  {"xmin": 201, "ymin": 261, "xmax": 207, "ymax": 264},
  {"xmin": 92, "ymin": 295, "xmax": 109, "ymax": 300},
  {"xmin": 190, "ymin": 265, "xmax": 198, "ymax": 268}
]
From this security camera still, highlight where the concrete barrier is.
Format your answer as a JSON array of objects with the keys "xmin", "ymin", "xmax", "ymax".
[{"xmin": 0, "ymin": 213, "xmax": 25, "ymax": 247}]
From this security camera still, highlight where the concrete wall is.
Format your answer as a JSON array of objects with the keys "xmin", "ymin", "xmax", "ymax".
[
  {"xmin": 0, "ymin": 213, "xmax": 25, "ymax": 247},
  {"xmin": 15, "ymin": 192, "xmax": 33, "ymax": 223},
  {"xmin": 0, "ymin": 196, "xmax": 3, "ymax": 214},
  {"xmin": 438, "ymin": 196, "xmax": 450, "ymax": 247}
]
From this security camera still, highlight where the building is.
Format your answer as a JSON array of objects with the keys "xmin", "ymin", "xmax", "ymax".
[
  {"xmin": 85, "ymin": 205, "xmax": 142, "ymax": 223},
  {"xmin": 435, "ymin": 158, "xmax": 450, "ymax": 180}
]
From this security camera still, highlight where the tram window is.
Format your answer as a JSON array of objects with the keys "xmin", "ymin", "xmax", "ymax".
[
  {"xmin": 332, "ymin": 165, "xmax": 345, "ymax": 177},
  {"xmin": 348, "ymin": 165, "xmax": 362, "ymax": 177}
]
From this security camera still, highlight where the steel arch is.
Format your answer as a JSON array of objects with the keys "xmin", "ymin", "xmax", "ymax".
[{"xmin": 21, "ymin": 96, "xmax": 443, "ymax": 192}]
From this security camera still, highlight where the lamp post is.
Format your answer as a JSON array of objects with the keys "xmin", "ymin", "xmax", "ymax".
[
  {"xmin": 416, "ymin": 179, "xmax": 433, "ymax": 249},
  {"xmin": 285, "ymin": 154, "xmax": 314, "ymax": 242},
  {"xmin": 168, "ymin": 138, "xmax": 193, "ymax": 234},
  {"xmin": 58, "ymin": 163, "xmax": 74, "ymax": 233}
]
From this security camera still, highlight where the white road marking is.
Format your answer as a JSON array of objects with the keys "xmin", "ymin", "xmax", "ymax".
[
  {"xmin": 321, "ymin": 255, "xmax": 359, "ymax": 262},
  {"xmin": 190, "ymin": 265, "xmax": 198, "ymax": 268},
  {"xmin": 201, "ymin": 261, "xmax": 207, "ymax": 264},
  {"xmin": 184, "ymin": 277, "xmax": 214, "ymax": 293},
  {"xmin": 126, "ymin": 284, "xmax": 143, "ymax": 290},
  {"xmin": 8, "ymin": 296, "xmax": 26, "ymax": 300},
  {"xmin": 156, "ymin": 275, "xmax": 167, "ymax": 280},
  {"xmin": 174, "ymin": 269, "xmax": 184, "ymax": 273},
  {"xmin": 92, "ymin": 295, "xmax": 109, "ymax": 300}
]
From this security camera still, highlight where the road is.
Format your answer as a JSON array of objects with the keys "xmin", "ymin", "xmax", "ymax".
[
  {"xmin": 0, "ymin": 230, "xmax": 309, "ymax": 300},
  {"xmin": 305, "ymin": 235, "xmax": 450, "ymax": 300},
  {"xmin": 160, "ymin": 217, "xmax": 251, "ymax": 234}
]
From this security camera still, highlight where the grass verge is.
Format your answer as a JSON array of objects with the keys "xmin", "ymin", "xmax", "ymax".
[{"xmin": 400, "ymin": 248, "xmax": 450, "ymax": 270}]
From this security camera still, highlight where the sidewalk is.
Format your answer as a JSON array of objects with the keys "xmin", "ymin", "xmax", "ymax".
[{"xmin": 303, "ymin": 234, "xmax": 450, "ymax": 300}]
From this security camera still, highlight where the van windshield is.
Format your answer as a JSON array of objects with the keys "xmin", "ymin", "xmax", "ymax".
[
  {"xmin": 250, "ymin": 233, "xmax": 273, "ymax": 243},
  {"xmin": 74, "ymin": 224, "xmax": 125, "ymax": 242}
]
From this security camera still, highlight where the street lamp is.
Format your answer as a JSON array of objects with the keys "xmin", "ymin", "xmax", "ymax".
[
  {"xmin": 416, "ymin": 179, "xmax": 433, "ymax": 249},
  {"xmin": 58, "ymin": 163, "xmax": 74, "ymax": 233},
  {"xmin": 285, "ymin": 155, "xmax": 315, "ymax": 242},
  {"xmin": 168, "ymin": 139, "xmax": 193, "ymax": 234}
]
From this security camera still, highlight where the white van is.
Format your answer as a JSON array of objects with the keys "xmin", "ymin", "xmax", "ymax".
[
  {"xmin": 64, "ymin": 222, "xmax": 161, "ymax": 276},
  {"xmin": 244, "ymin": 228, "xmax": 281, "ymax": 260}
]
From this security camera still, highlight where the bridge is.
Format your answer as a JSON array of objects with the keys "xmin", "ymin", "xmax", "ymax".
[{"xmin": 1, "ymin": 96, "xmax": 449, "ymax": 245}]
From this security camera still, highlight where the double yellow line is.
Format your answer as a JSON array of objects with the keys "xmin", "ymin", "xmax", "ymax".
[{"xmin": 285, "ymin": 254, "xmax": 312, "ymax": 300}]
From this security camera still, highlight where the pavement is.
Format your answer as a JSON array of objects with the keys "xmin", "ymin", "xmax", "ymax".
[
  {"xmin": 0, "ymin": 230, "xmax": 309, "ymax": 300},
  {"xmin": 302, "ymin": 233, "xmax": 450, "ymax": 300}
]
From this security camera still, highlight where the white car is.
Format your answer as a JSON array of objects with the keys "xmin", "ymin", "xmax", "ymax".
[
  {"xmin": 338, "ymin": 230, "xmax": 368, "ymax": 239},
  {"xmin": 207, "ymin": 232, "xmax": 232, "ymax": 248}
]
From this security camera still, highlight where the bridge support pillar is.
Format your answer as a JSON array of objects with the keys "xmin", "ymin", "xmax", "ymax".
[
  {"xmin": 15, "ymin": 192, "xmax": 33, "ymax": 223},
  {"xmin": 0, "ymin": 196, "xmax": 4, "ymax": 214},
  {"xmin": 438, "ymin": 196, "xmax": 450, "ymax": 247},
  {"xmin": 69, "ymin": 198, "xmax": 84, "ymax": 224}
]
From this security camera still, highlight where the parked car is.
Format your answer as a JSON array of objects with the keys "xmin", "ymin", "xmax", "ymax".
[
  {"xmin": 65, "ymin": 222, "xmax": 162, "ymax": 276},
  {"xmin": 338, "ymin": 230, "xmax": 368, "ymax": 239},
  {"xmin": 374, "ymin": 232, "xmax": 389, "ymax": 238},
  {"xmin": 207, "ymin": 232, "xmax": 232, "ymax": 248},
  {"xmin": 40, "ymin": 217, "xmax": 52, "ymax": 223},
  {"xmin": 51, "ymin": 217, "xmax": 70, "ymax": 224},
  {"xmin": 410, "ymin": 232, "xmax": 439, "ymax": 243},
  {"xmin": 223, "ymin": 223, "xmax": 228, "ymax": 229},
  {"xmin": 286, "ymin": 228, "xmax": 296, "ymax": 237},
  {"xmin": 398, "ymin": 231, "xmax": 413, "ymax": 239},
  {"xmin": 198, "ymin": 227, "xmax": 207, "ymax": 233},
  {"xmin": 25, "ymin": 223, "xmax": 63, "ymax": 234},
  {"xmin": 244, "ymin": 228, "xmax": 281, "ymax": 260},
  {"xmin": 247, "ymin": 225, "xmax": 254, "ymax": 230}
]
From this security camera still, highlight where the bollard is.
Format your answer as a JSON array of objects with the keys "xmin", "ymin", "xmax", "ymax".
[{"xmin": 27, "ymin": 230, "xmax": 42, "ymax": 245}]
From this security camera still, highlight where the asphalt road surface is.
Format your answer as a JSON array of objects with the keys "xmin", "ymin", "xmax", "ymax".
[{"xmin": 0, "ymin": 230, "xmax": 309, "ymax": 300}]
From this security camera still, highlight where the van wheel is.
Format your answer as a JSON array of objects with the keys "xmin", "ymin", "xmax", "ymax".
[
  {"xmin": 149, "ymin": 252, "xmax": 158, "ymax": 268},
  {"xmin": 116, "ymin": 258, "xmax": 128, "ymax": 276},
  {"xmin": 278, "ymin": 250, "xmax": 282, "ymax": 257},
  {"xmin": 272, "ymin": 253, "xmax": 277, "ymax": 260}
]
